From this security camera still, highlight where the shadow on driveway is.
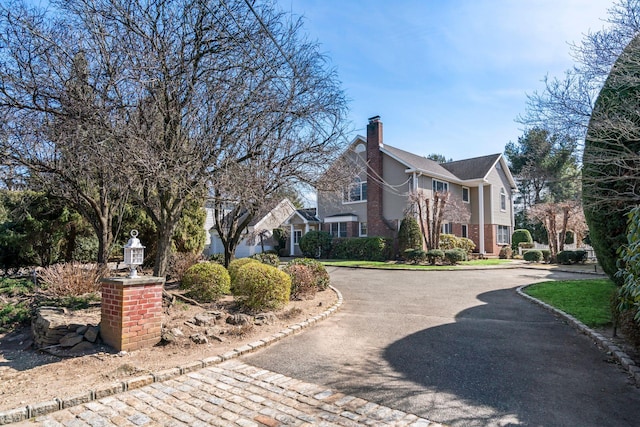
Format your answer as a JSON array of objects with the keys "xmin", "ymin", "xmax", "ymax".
[{"xmin": 383, "ymin": 287, "xmax": 640, "ymax": 427}]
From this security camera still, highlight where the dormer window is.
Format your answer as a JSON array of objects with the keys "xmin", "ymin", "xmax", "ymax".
[{"xmin": 344, "ymin": 177, "xmax": 367, "ymax": 203}]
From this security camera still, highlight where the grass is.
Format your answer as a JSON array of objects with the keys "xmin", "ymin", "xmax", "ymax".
[
  {"xmin": 321, "ymin": 259, "xmax": 513, "ymax": 270},
  {"xmin": 524, "ymin": 278, "xmax": 616, "ymax": 327}
]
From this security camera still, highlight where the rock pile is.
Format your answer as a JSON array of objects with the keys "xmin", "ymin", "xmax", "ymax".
[{"xmin": 31, "ymin": 306, "xmax": 106, "ymax": 356}]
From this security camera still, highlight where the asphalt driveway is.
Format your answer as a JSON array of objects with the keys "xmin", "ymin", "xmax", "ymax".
[{"xmin": 243, "ymin": 267, "xmax": 640, "ymax": 426}]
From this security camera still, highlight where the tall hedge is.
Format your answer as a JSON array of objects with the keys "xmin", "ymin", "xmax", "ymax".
[
  {"xmin": 299, "ymin": 230, "xmax": 332, "ymax": 258},
  {"xmin": 511, "ymin": 229, "xmax": 533, "ymax": 252},
  {"xmin": 583, "ymin": 34, "xmax": 640, "ymax": 285},
  {"xmin": 330, "ymin": 237, "xmax": 393, "ymax": 261},
  {"xmin": 398, "ymin": 216, "xmax": 423, "ymax": 255}
]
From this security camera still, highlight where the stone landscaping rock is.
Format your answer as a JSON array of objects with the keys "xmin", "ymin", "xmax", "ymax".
[
  {"xmin": 59, "ymin": 333, "xmax": 84, "ymax": 348},
  {"xmin": 254, "ymin": 312, "xmax": 277, "ymax": 325},
  {"xmin": 226, "ymin": 313, "xmax": 252, "ymax": 325},
  {"xmin": 189, "ymin": 334, "xmax": 208, "ymax": 344},
  {"xmin": 193, "ymin": 313, "xmax": 216, "ymax": 326},
  {"xmin": 31, "ymin": 306, "xmax": 103, "ymax": 355},
  {"xmin": 84, "ymin": 325, "xmax": 100, "ymax": 343}
]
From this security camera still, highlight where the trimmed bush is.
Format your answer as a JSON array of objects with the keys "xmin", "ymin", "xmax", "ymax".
[
  {"xmin": 523, "ymin": 250, "xmax": 543, "ymax": 262},
  {"xmin": 228, "ymin": 258, "xmax": 260, "ymax": 289},
  {"xmin": 439, "ymin": 234, "xmax": 476, "ymax": 253},
  {"xmin": 180, "ymin": 262, "xmax": 230, "ymax": 303},
  {"xmin": 404, "ymin": 249, "xmax": 426, "ymax": 264},
  {"xmin": 208, "ymin": 253, "xmax": 225, "ymax": 264},
  {"xmin": 299, "ymin": 230, "xmax": 332, "ymax": 258},
  {"xmin": 398, "ymin": 216, "xmax": 423, "ymax": 255},
  {"xmin": 557, "ymin": 250, "xmax": 572, "ymax": 265},
  {"xmin": 285, "ymin": 258, "xmax": 330, "ymax": 290},
  {"xmin": 250, "ymin": 252, "xmax": 280, "ymax": 267},
  {"xmin": 541, "ymin": 249, "xmax": 551, "ymax": 263},
  {"xmin": 233, "ymin": 263, "xmax": 291, "ymax": 310},
  {"xmin": 330, "ymin": 237, "xmax": 392, "ymax": 261},
  {"xmin": 511, "ymin": 229, "xmax": 533, "ymax": 252},
  {"xmin": 426, "ymin": 249, "xmax": 444, "ymax": 265},
  {"xmin": 557, "ymin": 249, "xmax": 589, "ymax": 265},
  {"xmin": 499, "ymin": 245, "xmax": 512, "ymax": 259},
  {"xmin": 444, "ymin": 248, "xmax": 467, "ymax": 265},
  {"xmin": 284, "ymin": 264, "xmax": 317, "ymax": 300}
]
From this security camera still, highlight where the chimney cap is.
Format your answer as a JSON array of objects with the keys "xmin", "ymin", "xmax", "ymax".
[{"xmin": 368, "ymin": 115, "xmax": 381, "ymax": 124}]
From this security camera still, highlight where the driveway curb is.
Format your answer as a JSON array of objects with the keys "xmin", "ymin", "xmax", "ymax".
[
  {"xmin": 0, "ymin": 286, "xmax": 344, "ymax": 425},
  {"xmin": 516, "ymin": 284, "xmax": 640, "ymax": 386}
]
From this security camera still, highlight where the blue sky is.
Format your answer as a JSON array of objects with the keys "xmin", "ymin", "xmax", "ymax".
[{"xmin": 279, "ymin": 0, "xmax": 612, "ymax": 160}]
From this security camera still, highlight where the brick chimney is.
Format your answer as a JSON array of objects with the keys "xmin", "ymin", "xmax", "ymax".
[{"xmin": 366, "ymin": 116, "xmax": 389, "ymax": 237}]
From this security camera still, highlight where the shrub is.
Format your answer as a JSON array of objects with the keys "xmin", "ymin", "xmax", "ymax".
[
  {"xmin": 398, "ymin": 216, "xmax": 423, "ymax": 255},
  {"xmin": 523, "ymin": 250, "xmax": 543, "ymax": 262},
  {"xmin": 208, "ymin": 253, "xmax": 225, "ymax": 264},
  {"xmin": 518, "ymin": 242, "xmax": 535, "ymax": 249},
  {"xmin": 227, "ymin": 258, "xmax": 260, "ymax": 289},
  {"xmin": 167, "ymin": 251, "xmax": 202, "ymax": 282},
  {"xmin": 426, "ymin": 249, "xmax": 444, "ymax": 265},
  {"xmin": 299, "ymin": 230, "xmax": 332, "ymax": 258},
  {"xmin": 250, "ymin": 252, "xmax": 280, "ymax": 267},
  {"xmin": 557, "ymin": 250, "xmax": 573, "ymax": 265},
  {"xmin": 540, "ymin": 249, "xmax": 551, "ymax": 263},
  {"xmin": 37, "ymin": 262, "xmax": 103, "ymax": 297},
  {"xmin": 439, "ymin": 234, "xmax": 475, "ymax": 253},
  {"xmin": 286, "ymin": 258, "xmax": 330, "ymax": 290},
  {"xmin": 404, "ymin": 249, "xmax": 426, "ymax": 264},
  {"xmin": 330, "ymin": 237, "xmax": 392, "ymax": 261},
  {"xmin": 233, "ymin": 263, "xmax": 291, "ymax": 310},
  {"xmin": 284, "ymin": 264, "xmax": 317, "ymax": 300},
  {"xmin": 573, "ymin": 249, "xmax": 588, "ymax": 264},
  {"xmin": 499, "ymin": 245, "xmax": 512, "ymax": 259},
  {"xmin": 180, "ymin": 262, "xmax": 230, "ymax": 302},
  {"xmin": 511, "ymin": 229, "xmax": 533, "ymax": 252},
  {"xmin": 444, "ymin": 248, "xmax": 467, "ymax": 265}
]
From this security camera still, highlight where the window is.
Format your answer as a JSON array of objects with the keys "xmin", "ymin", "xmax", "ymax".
[
  {"xmin": 359, "ymin": 222, "xmax": 368, "ymax": 237},
  {"xmin": 500, "ymin": 188, "xmax": 507, "ymax": 211},
  {"xmin": 293, "ymin": 230, "xmax": 302, "ymax": 245},
  {"xmin": 344, "ymin": 178, "xmax": 367, "ymax": 203},
  {"xmin": 433, "ymin": 179, "xmax": 449, "ymax": 193},
  {"xmin": 497, "ymin": 225, "xmax": 510, "ymax": 244},
  {"xmin": 330, "ymin": 222, "xmax": 348, "ymax": 238},
  {"xmin": 442, "ymin": 223, "xmax": 452, "ymax": 234},
  {"xmin": 462, "ymin": 187, "xmax": 470, "ymax": 203},
  {"xmin": 461, "ymin": 224, "xmax": 468, "ymax": 238}
]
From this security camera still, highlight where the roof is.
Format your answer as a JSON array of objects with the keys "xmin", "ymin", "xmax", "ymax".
[
  {"xmin": 441, "ymin": 153, "xmax": 502, "ymax": 181},
  {"xmin": 382, "ymin": 145, "xmax": 459, "ymax": 181},
  {"xmin": 296, "ymin": 208, "xmax": 320, "ymax": 222}
]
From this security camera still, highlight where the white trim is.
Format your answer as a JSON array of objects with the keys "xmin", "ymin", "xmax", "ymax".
[
  {"xmin": 462, "ymin": 186, "xmax": 470, "ymax": 203},
  {"xmin": 324, "ymin": 215, "xmax": 358, "ymax": 223},
  {"xmin": 478, "ymin": 184, "xmax": 485, "ymax": 254}
]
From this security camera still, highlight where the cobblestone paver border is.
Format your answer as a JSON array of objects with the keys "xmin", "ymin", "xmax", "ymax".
[
  {"xmin": 13, "ymin": 360, "xmax": 439, "ymax": 426},
  {"xmin": 517, "ymin": 284, "xmax": 640, "ymax": 385},
  {"xmin": 0, "ymin": 286, "xmax": 353, "ymax": 425}
]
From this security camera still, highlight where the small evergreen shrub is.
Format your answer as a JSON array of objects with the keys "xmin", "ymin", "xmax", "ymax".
[
  {"xmin": 299, "ymin": 230, "xmax": 332, "ymax": 258},
  {"xmin": 208, "ymin": 253, "xmax": 225, "ymax": 264},
  {"xmin": 285, "ymin": 258, "xmax": 330, "ymax": 290},
  {"xmin": 523, "ymin": 250, "xmax": 543, "ymax": 262},
  {"xmin": 439, "ymin": 234, "xmax": 476, "ymax": 253},
  {"xmin": 233, "ymin": 263, "xmax": 291, "ymax": 310},
  {"xmin": 541, "ymin": 249, "xmax": 551, "ymax": 263},
  {"xmin": 330, "ymin": 237, "xmax": 392, "ymax": 261},
  {"xmin": 404, "ymin": 249, "xmax": 426, "ymax": 264},
  {"xmin": 250, "ymin": 252, "xmax": 280, "ymax": 267},
  {"xmin": 426, "ymin": 249, "xmax": 444, "ymax": 265},
  {"xmin": 557, "ymin": 249, "xmax": 589, "ymax": 265},
  {"xmin": 444, "ymin": 248, "xmax": 467, "ymax": 265},
  {"xmin": 573, "ymin": 249, "xmax": 588, "ymax": 263},
  {"xmin": 512, "ymin": 229, "xmax": 533, "ymax": 252},
  {"xmin": 284, "ymin": 264, "xmax": 317, "ymax": 300},
  {"xmin": 180, "ymin": 262, "xmax": 230, "ymax": 303},
  {"xmin": 499, "ymin": 245, "xmax": 512, "ymax": 259},
  {"xmin": 557, "ymin": 250, "xmax": 573, "ymax": 265},
  {"xmin": 227, "ymin": 258, "xmax": 259, "ymax": 289}
]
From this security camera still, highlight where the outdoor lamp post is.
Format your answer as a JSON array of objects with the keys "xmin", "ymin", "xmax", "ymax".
[{"xmin": 123, "ymin": 230, "xmax": 145, "ymax": 278}]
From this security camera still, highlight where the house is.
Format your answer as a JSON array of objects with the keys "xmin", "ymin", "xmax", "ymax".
[
  {"xmin": 203, "ymin": 198, "xmax": 321, "ymax": 258},
  {"xmin": 316, "ymin": 116, "xmax": 517, "ymax": 255},
  {"xmin": 204, "ymin": 198, "xmax": 297, "ymax": 258}
]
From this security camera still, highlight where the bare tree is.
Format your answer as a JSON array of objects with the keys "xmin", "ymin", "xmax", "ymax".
[
  {"xmin": 409, "ymin": 191, "xmax": 470, "ymax": 250},
  {"xmin": 0, "ymin": 0, "xmax": 347, "ymax": 276},
  {"xmin": 528, "ymin": 201, "xmax": 585, "ymax": 260}
]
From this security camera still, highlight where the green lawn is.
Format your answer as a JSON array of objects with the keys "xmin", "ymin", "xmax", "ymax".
[
  {"xmin": 321, "ymin": 259, "xmax": 513, "ymax": 270},
  {"xmin": 524, "ymin": 279, "xmax": 616, "ymax": 327}
]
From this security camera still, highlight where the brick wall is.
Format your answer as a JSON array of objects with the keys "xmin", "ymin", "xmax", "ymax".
[
  {"xmin": 366, "ymin": 116, "xmax": 394, "ymax": 238},
  {"xmin": 100, "ymin": 277, "xmax": 165, "ymax": 352}
]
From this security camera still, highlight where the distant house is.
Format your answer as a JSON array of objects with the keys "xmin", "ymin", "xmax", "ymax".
[
  {"xmin": 316, "ymin": 116, "xmax": 517, "ymax": 255},
  {"xmin": 204, "ymin": 198, "xmax": 297, "ymax": 258},
  {"xmin": 203, "ymin": 199, "xmax": 321, "ymax": 258}
]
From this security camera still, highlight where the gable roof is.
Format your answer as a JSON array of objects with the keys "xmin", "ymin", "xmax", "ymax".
[
  {"xmin": 382, "ymin": 144, "xmax": 459, "ymax": 181},
  {"xmin": 441, "ymin": 153, "xmax": 501, "ymax": 180}
]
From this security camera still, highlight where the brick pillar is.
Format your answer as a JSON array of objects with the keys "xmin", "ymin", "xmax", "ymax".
[
  {"xmin": 367, "ymin": 115, "xmax": 392, "ymax": 237},
  {"xmin": 100, "ymin": 277, "xmax": 165, "ymax": 352}
]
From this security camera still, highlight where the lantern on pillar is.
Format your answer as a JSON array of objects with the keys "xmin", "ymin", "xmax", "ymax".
[{"xmin": 123, "ymin": 230, "xmax": 145, "ymax": 278}]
